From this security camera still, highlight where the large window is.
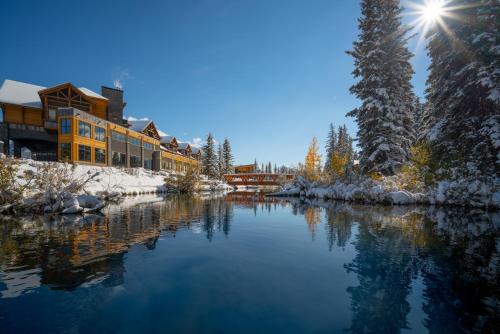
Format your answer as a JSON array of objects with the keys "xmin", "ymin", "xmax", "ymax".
[
  {"xmin": 78, "ymin": 145, "xmax": 91, "ymax": 162},
  {"xmin": 95, "ymin": 148, "xmax": 106, "ymax": 164},
  {"xmin": 78, "ymin": 121, "xmax": 91, "ymax": 138},
  {"xmin": 130, "ymin": 155, "xmax": 142, "ymax": 168},
  {"xmin": 144, "ymin": 142, "xmax": 154, "ymax": 150},
  {"xmin": 48, "ymin": 109, "xmax": 56, "ymax": 121},
  {"xmin": 111, "ymin": 131, "xmax": 126, "ymax": 142},
  {"xmin": 60, "ymin": 143, "xmax": 71, "ymax": 161},
  {"xmin": 112, "ymin": 152, "xmax": 126, "ymax": 167},
  {"xmin": 129, "ymin": 137, "xmax": 141, "ymax": 146},
  {"xmin": 144, "ymin": 159, "xmax": 153, "ymax": 170},
  {"xmin": 60, "ymin": 118, "xmax": 72, "ymax": 134},
  {"xmin": 94, "ymin": 126, "xmax": 106, "ymax": 142}
]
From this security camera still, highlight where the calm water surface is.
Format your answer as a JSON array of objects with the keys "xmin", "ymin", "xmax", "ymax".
[{"xmin": 0, "ymin": 193, "xmax": 498, "ymax": 333}]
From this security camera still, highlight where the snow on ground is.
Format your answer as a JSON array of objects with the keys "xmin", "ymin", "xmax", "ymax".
[
  {"xmin": 271, "ymin": 176, "xmax": 500, "ymax": 209},
  {"xmin": 15, "ymin": 159, "xmax": 232, "ymax": 196}
]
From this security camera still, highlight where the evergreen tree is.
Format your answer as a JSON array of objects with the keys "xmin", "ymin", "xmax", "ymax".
[
  {"xmin": 217, "ymin": 143, "xmax": 224, "ymax": 179},
  {"xmin": 424, "ymin": 0, "xmax": 499, "ymax": 176},
  {"xmin": 201, "ymin": 133, "xmax": 218, "ymax": 179},
  {"xmin": 324, "ymin": 123, "xmax": 337, "ymax": 173},
  {"xmin": 267, "ymin": 162, "xmax": 272, "ymax": 173},
  {"xmin": 261, "ymin": 163, "xmax": 264, "ymax": 173},
  {"xmin": 254, "ymin": 159, "xmax": 259, "ymax": 173},
  {"xmin": 222, "ymin": 138, "xmax": 234, "ymax": 174},
  {"xmin": 347, "ymin": 0, "xmax": 416, "ymax": 175}
]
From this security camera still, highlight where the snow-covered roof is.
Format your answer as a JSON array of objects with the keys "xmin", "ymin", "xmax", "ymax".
[
  {"xmin": 78, "ymin": 87, "xmax": 108, "ymax": 100},
  {"xmin": 160, "ymin": 135, "xmax": 176, "ymax": 144},
  {"xmin": 127, "ymin": 119, "xmax": 152, "ymax": 132},
  {"xmin": 0, "ymin": 79, "xmax": 45, "ymax": 109},
  {"xmin": 0, "ymin": 79, "xmax": 107, "ymax": 109},
  {"xmin": 178, "ymin": 142, "xmax": 191, "ymax": 150},
  {"xmin": 157, "ymin": 129, "xmax": 167, "ymax": 137}
]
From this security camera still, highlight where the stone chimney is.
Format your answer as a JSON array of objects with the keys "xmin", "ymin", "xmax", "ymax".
[{"xmin": 101, "ymin": 86, "xmax": 126, "ymax": 125}]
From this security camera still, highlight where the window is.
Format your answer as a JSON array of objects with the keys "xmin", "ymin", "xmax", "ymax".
[
  {"xmin": 60, "ymin": 118, "xmax": 72, "ymax": 134},
  {"xmin": 111, "ymin": 131, "xmax": 126, "ymax": 142},
  {"xmin": 129, "ymin": 137, "xmax": 141, "ymax": 146},
  {"xmin": 112, "ymin": 152, "xmax": 126, "ymax": 167},
  {"xmin": 130, "ymin": 155, "xmax": 142, "ymax": 168},
  {"xmin": 144, "ymin": 159, "xmax": 153, "ymax": 170},
  {"xmin": 78, "ymin": 121, "xmax": 91, "ymax": 138},
  {"xmin": 78, "ymin": 145, "xmax": 91, "ymax": 162},
  {"xmin": 144, "ymin": 142, "xmax": 154, "ymax": 150},
  {"xmin": 60, "ymin": 143, "xmax": 71, "ymax": 161},
  {"xmin": 94, "ymin": 127, "xmax": 106, "ymax": 142},
  {"xmin": 49, "ymin": 109, "xmax": 56, "ymax": 121},
  {"xmin": 95, "ymin": 148, "xmax": 106, "ymax": 164}
]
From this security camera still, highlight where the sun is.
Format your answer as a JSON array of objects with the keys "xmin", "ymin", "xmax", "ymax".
[{"xmin": 421, "ymin": 0, "xmax": 446, "ymax": 23}]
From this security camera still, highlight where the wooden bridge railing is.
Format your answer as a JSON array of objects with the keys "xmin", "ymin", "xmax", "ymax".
[{"xmin": 223, "ymin": 173, "xmax": 295, "ymax": 186}]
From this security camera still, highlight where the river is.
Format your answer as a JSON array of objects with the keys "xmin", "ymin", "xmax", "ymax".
[{"xmin": 0, "ymin": 193, "xmax": 498, "ymax": 333}]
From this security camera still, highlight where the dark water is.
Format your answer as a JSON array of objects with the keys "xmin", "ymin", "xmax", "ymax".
[{"xmin": 0, "ymin": 193, "xmax": 498, "ymax": 334}]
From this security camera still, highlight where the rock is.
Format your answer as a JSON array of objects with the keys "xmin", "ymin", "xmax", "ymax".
[
  {"xmin": 386, "ymin": 191, "xmax": 413, "ymax": 205},
  {"xmin": 61, "ymin": 205, "xmax": 83, "ymax": 214},
  {"xmin": 77, "ymin": 195, "xmax": 101, "ymax": 208}
]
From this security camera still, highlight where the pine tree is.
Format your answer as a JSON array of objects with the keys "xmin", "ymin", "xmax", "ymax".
[
  {"xmin": 222, "ymin": 138, "xmax": 234, "ymax": 174},
  {"xmin": 424, "ymin": 0, "xmax": 499, "ymax": 176},
  {"xmin": 254, "ymin": 159, "xmax": 259, "ymax": 173},
  {"xmin": 304, "ymin": 136, "xmax": 322, "ymax": 181},
  {"xmin": 201, "ymin": 133, "xmax": 218, "ymax": 179},
  {"xmin": 217, "ymin": 143, "xmax": 224, "ymax": 179},
  {"xmin": 324, "ymin": 123, "xmax": 337, "ymax": 173},
  {"xmin": 347, "ymin": 0, "xmax": 416, "ymax": 176}
]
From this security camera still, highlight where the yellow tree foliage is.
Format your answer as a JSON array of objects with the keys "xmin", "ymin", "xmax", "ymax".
[
  {"xmin": 330, "ymin": 152, "xmax": 349, "ymax": 180},
  {"xmin": 304, "ymin": 137, "xmax": 322, "ymax": 181}
]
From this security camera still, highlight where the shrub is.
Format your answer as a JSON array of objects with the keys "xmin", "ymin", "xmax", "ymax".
[{"xmin": 165, "ymin": 168, "xmax": 200, "ymax": 194}]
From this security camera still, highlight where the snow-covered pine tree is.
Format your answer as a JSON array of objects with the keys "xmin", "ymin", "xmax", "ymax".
[
  {"xmin": 324, "ymin": 123, "xmax": 337, "ymax": 173},
  {"xmin": 222, "ymin": 138, "xmax": 234, "ymax": 174},
  {"xmin": 201, "ymin": 133, "xmax": 218, "ymax": 179},
  {"xmin": 424, "ymin": 0, "xmax": 499, "ymax": 176},
  {"xmin": 217, "ymin": 143, "xmax": 224, "ymax": 179},
  {"xmin": 347, "ymin": 0, "xmax": 416, "ymax": 175}
]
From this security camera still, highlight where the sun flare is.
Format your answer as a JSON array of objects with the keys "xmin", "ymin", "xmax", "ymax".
[{"xmin": 421, "ymin": 0, "xmax": 445, "ymax": 22}]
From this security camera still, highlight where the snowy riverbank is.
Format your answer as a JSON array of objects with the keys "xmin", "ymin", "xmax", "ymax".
[
  {"xmin": 271, "ymin": 176, "xmax": 500, "ymax": 209},
  {"xmin": 1, "ymin": 158, "xmax": 232, "ymax": 216}
]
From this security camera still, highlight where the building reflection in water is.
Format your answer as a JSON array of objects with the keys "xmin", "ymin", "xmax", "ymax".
[
  {"xmin": 0, "ymin": 195, "xmax": 235, "ymax": 295},
  {"xmin": 0, "ymin": 194, "xmax": 498, "ymax": 333}
]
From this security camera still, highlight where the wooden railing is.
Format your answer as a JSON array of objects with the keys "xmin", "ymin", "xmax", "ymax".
[{"xmin": 223, "ymin": 173, "xmax": 295, "ymax": 186}]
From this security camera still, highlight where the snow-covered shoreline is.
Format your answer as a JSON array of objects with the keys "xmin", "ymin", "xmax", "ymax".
[
  {"xmin": 270, "ymin": 176, "xmax": 500, "ymax": 209},
  {"xmin": 1, "ymin": 158, "xmax": 232, "ymax": 216}
]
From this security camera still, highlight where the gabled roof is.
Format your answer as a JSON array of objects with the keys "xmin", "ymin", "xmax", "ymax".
[
  {"xmin": 178, "ymin": 142, "xmax": 191, "ymax": 150},
  {"xmin": 78, "ymin": 87, "xmax": 108, "ymax": 100},
  {"xmin": 127, "ymin": 119, "xmax": 152, "ymax": 132},
  {"xmin": 0, "ymin": 79, "xmax": 107, "ymax": 109},
  {"xmin": 160, "ymin": 135, "xmax": 178, "ymax": 146},
  {"xmin": 0, "ymin": 79, "xmax": 45, "ymax": 109}
]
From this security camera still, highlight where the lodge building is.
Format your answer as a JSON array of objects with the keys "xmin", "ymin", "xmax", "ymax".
[{"xmin": 0, "ymin": 79, "xmax": 200, "ymax": 172}]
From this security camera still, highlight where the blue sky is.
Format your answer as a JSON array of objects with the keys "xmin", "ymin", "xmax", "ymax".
[{"xmin": 0, "ymin": 0, "xmax": 429, "ymax": 166}]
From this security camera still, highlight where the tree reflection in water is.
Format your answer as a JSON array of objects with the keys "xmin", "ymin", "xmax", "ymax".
[
  {"xmin": 288, "ymin": 198, "xmax": 499, "ymax": 333},
  {"xmin": 0, "ymin": 194, "xmax": 498, "ymax": 333}
]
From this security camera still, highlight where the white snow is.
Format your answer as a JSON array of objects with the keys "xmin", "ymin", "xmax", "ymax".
[
  {"xmin": 271, "ymin": 175, "xmax": 499, "ymax": 209},
  {"xmin": 0, "ymin": 79, "xmax": 45, "ymax": 109}
]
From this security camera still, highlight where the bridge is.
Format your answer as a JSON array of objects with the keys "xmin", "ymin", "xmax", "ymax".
[{"xmin": 223, "ymin": 173, "xmax": 295, "ymax": 186}]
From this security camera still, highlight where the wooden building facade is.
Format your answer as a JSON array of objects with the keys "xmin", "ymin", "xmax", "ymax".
[{"xmin": 0, "ymin": 79, "xmax": 199, "ymax": 171}]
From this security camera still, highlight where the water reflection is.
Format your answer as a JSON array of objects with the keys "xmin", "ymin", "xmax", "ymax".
[{"xmin": 0, "ymin": 194, "xmax": 498, "ymax": 333}]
